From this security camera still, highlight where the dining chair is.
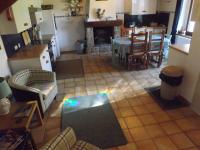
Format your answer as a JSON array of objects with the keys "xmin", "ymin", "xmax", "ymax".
[
  {"xmin": 148, "ymin": 31, "xmax": 165, "ymax": 68},
  {"xmin": 133, "ymin": 26, "xmax": 147, "ymax": 34},
  {"xmin": 121, "ymin": 26, "xmax": 134, "ymax": 37},
  {"xmin": 127, "ymin": 32, "xmax": 148, "ymax": 70}
]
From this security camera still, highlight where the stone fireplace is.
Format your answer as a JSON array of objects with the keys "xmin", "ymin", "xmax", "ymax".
[
  {"xmin": 85, "ymin": 20, "xmax": 123, "ymax": 53},
  {"xmin": 93, "ymin": 27, "xmax": 113, "ymax": 45}
]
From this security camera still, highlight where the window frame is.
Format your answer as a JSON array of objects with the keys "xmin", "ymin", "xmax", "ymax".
[{"xmin": 186, "ymin": 0, "xmax": 194, "ymax": 36}]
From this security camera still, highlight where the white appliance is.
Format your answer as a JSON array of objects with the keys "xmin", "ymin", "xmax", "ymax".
[
  {"xmin": 54, "ymin": 16, "xmax": 85, "ymax": 52},
  {"xmin": 39, "ymin": 10, "xmax": 60, "ymax": 57}
]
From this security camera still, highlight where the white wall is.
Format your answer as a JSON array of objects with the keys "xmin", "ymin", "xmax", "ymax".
[
  {"xmin": 88, "ymin": 0, "xmax": 116, "ymax": 21},
  {"xmin": 0, "ymin": 36, "xmax": 11, "ymax": 77},
  {"xmin": 177, "ymin": 22, "xmax": 200, "ymax": 103},
  {"xmin": 43, "ymin": 0, "xmax": 86, "ymax": 16}
]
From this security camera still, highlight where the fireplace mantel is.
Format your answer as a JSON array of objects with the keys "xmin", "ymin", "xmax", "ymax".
[{"xmin": 85, "ymin": 20, "xmax": 123, "ymax": 28}]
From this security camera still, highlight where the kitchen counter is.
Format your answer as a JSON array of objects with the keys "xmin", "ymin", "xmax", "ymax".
[
  {"xmin": 169, "ymin": 44, "xmax": 190, "ymax": 55},
  {"xmin": 8, "ymin": 45, "xmax": 48, "ymax": 61}
]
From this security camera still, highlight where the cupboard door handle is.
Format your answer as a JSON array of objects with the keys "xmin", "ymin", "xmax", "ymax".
[
  {"xmin": 46, "ymin": 60, "xmax": 49, "ymax": 64},
  {"xmin": 43, "ymin": 56, "xmax": 45, "ymax": 59},
  {"xmin": 142, "ymin": 10, "xmax": 147, "ymax": 12},
  {"xmin": 40, "ymin": 18, "xmax": 42, "ymax": 20},
  {"xmin": 24, "ymin": 23, "xmax": 28, "ymax": 26}
]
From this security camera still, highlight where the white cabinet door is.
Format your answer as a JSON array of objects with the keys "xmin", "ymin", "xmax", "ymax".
[
  {"xmin": 144, "ymin": 0, "xmax": 157, "ymax": 14},
  {"xmin": 131, "ymin": 0, "xmax": 157, "ymax": 15},
  {"xmin": 157, "ymin": 0, "xmax": 177, "ymax": 12},
  {"xmin": 35, "ymin": 11, "xmax": 44, "ymax": 24},
  {"xmin": 132, "ymin": 0, "xmax": 144, "ymax": 15},
  {"xmin": 40, "ymin": 51, "xmax": 52, "ymax": 72},
  {"xmin": 12, "ymin": 0, "xmax": 32, "ymax": 33}
]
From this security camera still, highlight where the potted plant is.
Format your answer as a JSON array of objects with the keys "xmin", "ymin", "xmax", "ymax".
[{"xmin": 66, "ymin": 0, "xmax": 81, "ymax": 16}]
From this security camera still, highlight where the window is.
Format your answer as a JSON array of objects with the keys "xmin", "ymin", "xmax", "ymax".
[
  {"xmin": 177, "ymin": 0, "xmax": 195, "ymax": 36},
  {"xmin": 186, "ymin": 0, "xmax": 195, "ymax": 35}
]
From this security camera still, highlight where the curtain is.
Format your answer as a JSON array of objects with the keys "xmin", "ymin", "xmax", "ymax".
[
  {"xmin": 171, "ymin": 0, "xmax": 184, "ymax": 44},
  {"xmin": 191, "ymin": 0, "xmax": 200, "ymax": 22}
]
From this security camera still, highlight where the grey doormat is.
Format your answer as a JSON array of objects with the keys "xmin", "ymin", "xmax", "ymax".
[
  {"xmin": 145, "ymin": 86, "xmax": 190, "ymax": 110},
  {"xmin": 55, "ymin": 59, "xmax": 84, "ymax": 79},
  {"xmin": 61, "ymin": 94, "xmax": 127, "ymax": 149}
]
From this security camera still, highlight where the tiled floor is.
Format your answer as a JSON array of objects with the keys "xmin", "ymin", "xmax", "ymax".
[{"xmin": 32, "ymin": 53, "xmax": 200, "ymax": 150}]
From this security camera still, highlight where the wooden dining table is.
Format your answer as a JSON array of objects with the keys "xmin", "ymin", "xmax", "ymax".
[{"xmin": 111, "ymin": 36, "xmax": 171, "ymax": 66}]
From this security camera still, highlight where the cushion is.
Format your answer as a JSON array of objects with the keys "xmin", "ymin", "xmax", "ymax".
[
  {"xmin": 40, "ymin": 128, "xmax": 76, "ymax": 150},
  {"xmin": 72, "ymin": 141, "xmax": 102, "ymax": 150},
  {"xmin": 29, "ymin": 82, "xmax": 55, "ymax": 99}
]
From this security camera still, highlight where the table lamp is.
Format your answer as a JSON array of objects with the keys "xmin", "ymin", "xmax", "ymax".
[{"xmin": 0, "ymin": 77, "xmax": 12, "ymax": 115}]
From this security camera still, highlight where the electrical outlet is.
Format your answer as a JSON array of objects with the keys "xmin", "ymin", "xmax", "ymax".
[
  {"xmin": 14, "ymin": 45, "xmax": 18, "ymax": 50},
  {"xmin": 18, "ymin": 43, "xmax": 21, "ymax": 48}
]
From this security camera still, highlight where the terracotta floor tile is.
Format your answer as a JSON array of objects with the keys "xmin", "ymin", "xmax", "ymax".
[
  {"xmin": 118, "ymin": 143, "xmax": 138, "ymax": 150},
  {"xmin": 160, "ymin": 121, "xmax": 182, "ymax": 135},
  {"xmin": 130, "ymin": 127, "xmax": 150, "ymax": 141},
  {"xmin": 169, "ymin": 133, "xmax": 195, "ymax": 149},
  {"xmin": 153, "ymin": 136, "xmax": 178, "ymax": 150},
  {"xmin": 166, "ymin": 110, "xmax": 185, "ymax": 120},
  {"xmin": 152, "ymin": 111, "xmax": 171, "ymax": 123},
  {"xmin": 45, "ymin": 117, "xmax": 61, "ymax": 130},
  {"xmin": 132, "ymin": 106, "xmax": 150, "ymax": 115},
  {"xmin": 145, "ymin": 124, "xmax": 166, "ymax": 138},
  {"xmin": 145, "ymin": 103, "xmax": 162, "ymax": 113},
  {"xmin": 114, "ymin": 110, "xmax": 122, "ymax": 118},
  {"xmin": 119, "ymin": 107, "xmax": 136, "ymax": 117},
  {"xmin": 186, "ymin": 130, "xmax": 200, "ymax": 146},
  {"xmin": 127, "ymin": 98, "xmax": 143, "ymax": 107},
  {"xmin": 118, "ymin": 118, "xmax": 128, "ymax": 129},
  {"xmin": 31, "ymin": 126, "xmax": 45, "ymax": 145},
  {"xmin": 123, "ymin": 129, "xmax": 134, "ymax": 142},
  {"xmin": 117, "ymin": 99, "xmax": 131, "ymax": 108},
  {"xmin": 138, "ymin": 114, "xmax": 157, "ymax": 125},
  {"xmin": 184, "ymin": 148, "xmax": 199, "ymax": 150},
  {"xmin": 136, "ymin": 139, "xmax": 157, "ymax": 150},
  {"xmin": 139, "ymin": 96, "xmax": 155, "ymax": 105},
  {"xmin": 178, "ymin": 107, "xmax": 198, "ymax": 118},
  {"xmin": 188, "ymin": 117, "xmax": 200, "ymax": 128},
  {"xmin": 125, "ymin": 116, "xmax": 143, "ymax": 128},
  {"xmin": 105, "ymin": 148, "xmax": 118, "ymax": 150},
  {"xmin": 175, "ymin": 118, "xmax": 199, "ymax": 131}
]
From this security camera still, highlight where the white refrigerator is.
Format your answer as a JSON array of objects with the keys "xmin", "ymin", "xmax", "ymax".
[
  {"xmin": 39, "ymin": 10, "xmax": 60, "ymax": 57},
  {"xmin": 54, "ymin": 16, "xmax": 85, "ymax": 52}
]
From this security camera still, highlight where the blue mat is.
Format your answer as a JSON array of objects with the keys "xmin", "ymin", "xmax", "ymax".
[{"xmin": 61, "ymin": 94, "xmax": 127, "ymax": 149}]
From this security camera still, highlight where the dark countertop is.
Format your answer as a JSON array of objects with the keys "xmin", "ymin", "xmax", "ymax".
[{"xmin": 8, "ymin": 44, "xmax": 48, "ymax": 61}]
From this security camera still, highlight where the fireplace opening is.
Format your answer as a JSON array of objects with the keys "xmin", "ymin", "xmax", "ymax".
[{"xmin": 93, "ymin": 27, "xmax": 113, "ymax": 45}]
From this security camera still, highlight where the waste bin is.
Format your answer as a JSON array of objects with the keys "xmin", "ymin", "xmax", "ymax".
[
  {"xmin": 75, "ymin": 40, "xmax": 85, "ymax": 54},
  {"xmin": 159, "ymin": 66, "xmax": 184, "ymax": 100}
]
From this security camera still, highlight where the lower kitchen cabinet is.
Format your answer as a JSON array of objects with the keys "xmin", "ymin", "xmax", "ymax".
[{"xmin": 8, "ymin": 45, "xmax": 52, "ymax": 74}]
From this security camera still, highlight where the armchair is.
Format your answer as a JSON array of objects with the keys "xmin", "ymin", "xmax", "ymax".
[
  {"xmin": 40, "ymin": 127, "xmax": 102, "ymax": 150},
  {"xmin": 8, "ymin": 69, "xmax": 58, "ymax": 117}
]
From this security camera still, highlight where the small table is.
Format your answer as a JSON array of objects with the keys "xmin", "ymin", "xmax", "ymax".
[
  {"xmin": 0, "ymin": 101, "xmax": 43, "ymax": 130},
  {"xmin": 0, "ymin": 128, "xmax": 37, "ymax": 150}
]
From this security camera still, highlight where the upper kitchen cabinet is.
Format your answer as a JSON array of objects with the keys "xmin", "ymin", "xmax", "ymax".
[
  {"xmin": 116, "ymin": 0, "xmax": 125, "ymax": 13},
  {"xmin": 27, "ymin": 0, "xmax": 42, "ymax": 8},
  {"xmin": 0, "ymin": 0, "xmax": 32, "ymax": 35},
  {"xmin": 157, "ymin": 0, "xmax": 177, "ymax": 12},
  {"xmin": 125, "ymin": 0, "xmax": 157, "ymax": 15}
]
